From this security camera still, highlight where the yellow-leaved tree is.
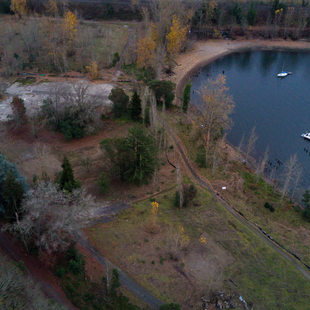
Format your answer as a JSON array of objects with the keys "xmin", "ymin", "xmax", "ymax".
[
  {"xmin": 137, "ymin": 36, "xmax": 156, "ymax": 68},
  {"xmin": 10, "ymin": 0, "xmax": 27, "ymax": 18},
  {"xmin": 86, "ymin": 61, "xmax": 99, "ymax": 80},
  {"xmin": 166, "ymin": 15, "xmax": 188, "ymax": 57},
  {"xmin": 62, "ymin": 11, "xmax": 78, "ymax": 43},
  {"xmin": 46, "ymin": 0, "xmax": 58, "ymax": 16}
]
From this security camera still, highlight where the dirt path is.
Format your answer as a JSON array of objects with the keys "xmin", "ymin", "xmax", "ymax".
[
  {"xmin": 172, "ymin": 39, "xmax": 310, "ymax": 104},
  {"xmin": 161, "ymin": 119, "xmax": 310, "ymax": 282}
]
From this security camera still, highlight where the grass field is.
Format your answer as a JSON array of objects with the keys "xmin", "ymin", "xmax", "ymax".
[{"xmin": 86, "ymin": 185, "xmax": 310, "ymax": 309}]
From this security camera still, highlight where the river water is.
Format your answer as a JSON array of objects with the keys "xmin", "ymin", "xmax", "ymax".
[{"xmin": 191, "ymin": 50, "xmax": 310, "ymax": 192}]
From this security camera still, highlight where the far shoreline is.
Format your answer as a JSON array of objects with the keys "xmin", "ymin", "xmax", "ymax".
[{"xmin": 171, "ymin": 39, "xmax": 310, "ymax": 105}]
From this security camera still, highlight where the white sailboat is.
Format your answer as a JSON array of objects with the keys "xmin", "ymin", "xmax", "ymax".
[
  {"xmin": 277, "ymin": 64, "xmax": 292, "ymax": 78},
  {"xmin": 301, "ymin": 133, "xmax": 310, "ymax": 141}
]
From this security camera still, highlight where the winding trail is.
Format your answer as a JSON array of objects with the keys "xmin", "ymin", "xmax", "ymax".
[{"xmin": 161, "ymin": 120, "xmax": 310, "ymax": 282}]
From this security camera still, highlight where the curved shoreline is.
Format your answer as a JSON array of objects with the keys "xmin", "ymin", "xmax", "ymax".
[{"xmin": 172, "ymin": 39, "xmax": 310, "ymax": 104}]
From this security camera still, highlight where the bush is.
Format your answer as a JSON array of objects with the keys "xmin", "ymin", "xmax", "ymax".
[
  {"xmin": 3, "ymin": 172, "xmax": 25, "ymax": 222},
  {"xmin": 59, "ymin": 118, "xmax": 84, "ymax": 140},
  {"xmin": 40, "ymin": 83, "xmax": 99, "ymax": 140},
  {"xmin": 97, "ymin": 172, "xmax": 110, "ymax": 194},
  {"xmin": 112, "ymin": 52, "xmax": 120, "ymax": 66},
  {"xmin": 195, "ymin": 147, "xmax": 207, "ymax": 168},
  {"xmin": 182, "ymin": 82, "xmax": 191, "ymax": 113},
  {"xmin": 9, "ymin": 96, "xmax": 27, "ymax": 127},
  {"xmin": 109, "ymin": 87, "xmax": 129, "ymax": 118},
  {"xmin": 148, "ymin": 80, "xmax": 175, "ymax": 108},
  {"xmin": 68, "ymin": 258, "xmax": 85, "ymax": 276},
  {"xmin": 303, "ymin": 207, "xmax": 310, "ymax": 222},
  {"xmin": 174, "ymin": 191, "xmax": 181, "ymax": 208},
  {"xmin": 55, "ymin": 267, "xmax": 66, "ymax": 278},
  {"xmin": 0, "ymin": 154, "xmax": 28, "ymax": 218},
  {"xmin": 122, "ymin": 64, "xmax": 156, "ymax": 83},
  {"xmin": 174, "ymin": 184, "xmax": 197, "ymax": 208},
  {"xmin": 264, "ymin": 202, "xmax": 275, "ymax": 212},
  {"xmin": 101, "ymin": 126, "xmax": 158, "ymax": 185}
]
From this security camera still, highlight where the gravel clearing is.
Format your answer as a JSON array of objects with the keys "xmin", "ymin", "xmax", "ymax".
[{"xmin": 0, "ymin": 80, "xmax": 114, "ymax": 122}]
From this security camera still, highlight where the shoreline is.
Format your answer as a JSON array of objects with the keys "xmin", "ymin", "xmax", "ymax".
[{"xmin": 171, "ymin": 39, "xmax": 310, "ymax": 104}]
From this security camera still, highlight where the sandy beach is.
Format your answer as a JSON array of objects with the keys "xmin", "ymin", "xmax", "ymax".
[{"xmin": 171, "ymin": 39, "xmax": 310, "ymax": 104}]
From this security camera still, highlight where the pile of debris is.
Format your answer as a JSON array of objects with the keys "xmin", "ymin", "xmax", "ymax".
[{"xmin": 201, "ymin": 291, "xmax": 253, "ymax": 310}]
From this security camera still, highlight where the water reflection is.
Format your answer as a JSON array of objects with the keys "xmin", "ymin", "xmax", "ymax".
[{"xmin": 191, "ymin": 50, "xmax": 310, "ymax": 192}]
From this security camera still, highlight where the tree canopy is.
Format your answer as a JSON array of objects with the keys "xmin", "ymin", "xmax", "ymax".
[
  {"xmin": 0, "ymin": 154, "xmax": 28, "ymax": 216},
  {"xmin": 101, "ymin": 126, "xmax": 158, "ymax": 184}
]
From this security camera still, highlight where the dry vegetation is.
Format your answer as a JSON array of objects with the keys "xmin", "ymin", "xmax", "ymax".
[
  {"xmin": 2, "ymin": 1, "xmax": 310, "ymax": 309},
  {"xmin": 85, "ymin": 186, "xmax": 310, "ymax": 309}
]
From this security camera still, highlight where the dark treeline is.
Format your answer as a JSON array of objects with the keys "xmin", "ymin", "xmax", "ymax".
[{"xmin": 190, "ymin": 0, "xmax": 310, "ymax": 39}]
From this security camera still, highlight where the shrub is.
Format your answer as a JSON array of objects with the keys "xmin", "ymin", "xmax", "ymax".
[
  {"xmin": 264, "ymin": 202, "xmax": 275, "ymax": 212},
  {"xmin": 59, "ymin": 118, "xmax": 84, "ymax": 140},
  {"xmin": 55, "ymin": 267, "xmax": 66, "ymax": 278},
  {"xmin": 68, "ymin": 257, "xmax": 85, "ymax": 275},
  {"xmin": 3, "ymin": 172, "xmax": 25, "ymax": 222},
  {"xmin": 97, "ymin": 172, "xmax": 110, "ymax": 194},
  {"xmin": 0, "ymin": 154, "xmax": 28, "ymax": 218},
  {"xmin": 109, "ymin": 87, "xmax": 129, "ymax": 118},
  {"xmin": 174, "ymin": 191, "xmax": 181, "ymax": 208},
  {"xmin": 40, "ymin": 82, "xmax": 99, "ymax": 140},
  {"xmin": 101, "ymin": 126, "xmax": 158, "ymax": 184},
  {"xmin": 148, "ymin": 80, "xmax": 175, "ymax": 108},
  {"xmin": 174, "ymin": 184, "xmax": 197, "ymax": 208},
  {"xmin": 182, "ymin": 82, "xmax": 191, "ymax": 113},
  {"xmin": 112, "ymin": 52, "xmax": 120, "ymax": 66},
  {"xmin": 303, "ymin": 207, "xmax": 310, "ymax": 222},
  {"xmin": 9, "ymin": 96, "xmax": 27, "ymax": 127},
  {"xmin": 195, "ymin": 147, "xmax": 207, "ymax": 168}
]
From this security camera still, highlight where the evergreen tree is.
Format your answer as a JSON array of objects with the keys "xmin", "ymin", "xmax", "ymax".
[
  {"xmin": 58, "ymin": 157, "xmax": 80, "ymax": 192},
  {"xmin": 109, "ymin": 88, "xmax": 129, "ymax": 118},
  {"xmin": 101, "ymin": 126, "xmax": 158, "ymax": 184},
  {"xmin": 130, "ymin": 91, "xmax": 142, "ymax": 121},
  {"xmin": 247, "ymin": 2, "xmax": 257, "ymax": 26},
  {"xmin": 3, "ymin": 172, "xmax": 24, "ymax": 221},
  {"xmin": 182, "ymin": 82, "xmax": 191, "ymax": 113},
  {"xmin": 149, "ymin": 80, "xmax": 175, "ymax": 108},
  {"xmin": 0, "ymin": 154, "xmax": 28, "ymax": 216}
]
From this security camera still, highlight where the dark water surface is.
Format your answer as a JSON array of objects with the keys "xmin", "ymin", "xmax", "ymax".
[{"xmin": 191, "ymin": 50, "xmax": 310, "ymax": 190}]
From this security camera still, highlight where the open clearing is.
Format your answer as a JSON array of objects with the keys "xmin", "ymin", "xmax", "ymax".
[{"xmin": 85, "ymin": 186, "xmax": 310, "ymax": 309}]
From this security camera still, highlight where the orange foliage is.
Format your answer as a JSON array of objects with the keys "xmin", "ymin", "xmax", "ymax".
[{"xmin": 137, "ymin": 36, "xmax": 156, "ymax": 68}]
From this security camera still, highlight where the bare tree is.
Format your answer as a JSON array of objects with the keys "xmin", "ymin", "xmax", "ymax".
[
  {"xmin": 292, "ymin": 166, "xmax": 302, "ymax": 197},
  {"xmin": 281, "ymin": 154, "xmax": 301, "ymax": 200},
  {"xmin": 195, "ymin": 75, "xmax": 234, "ymax": 153},
  {"xmin": 245, "ymin": 126, "xmax": 258, "ymax": 164},
  {"xmin": 5, "ymin": 182, "xmax": 99, "ymax": 255},
  {"xmin": 237, "ymin": 133, "xmax": 245, "ymax": 154},
  {"xmin": 256, "ymin": 147, "xmax": 269, "ymax": 178}
]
